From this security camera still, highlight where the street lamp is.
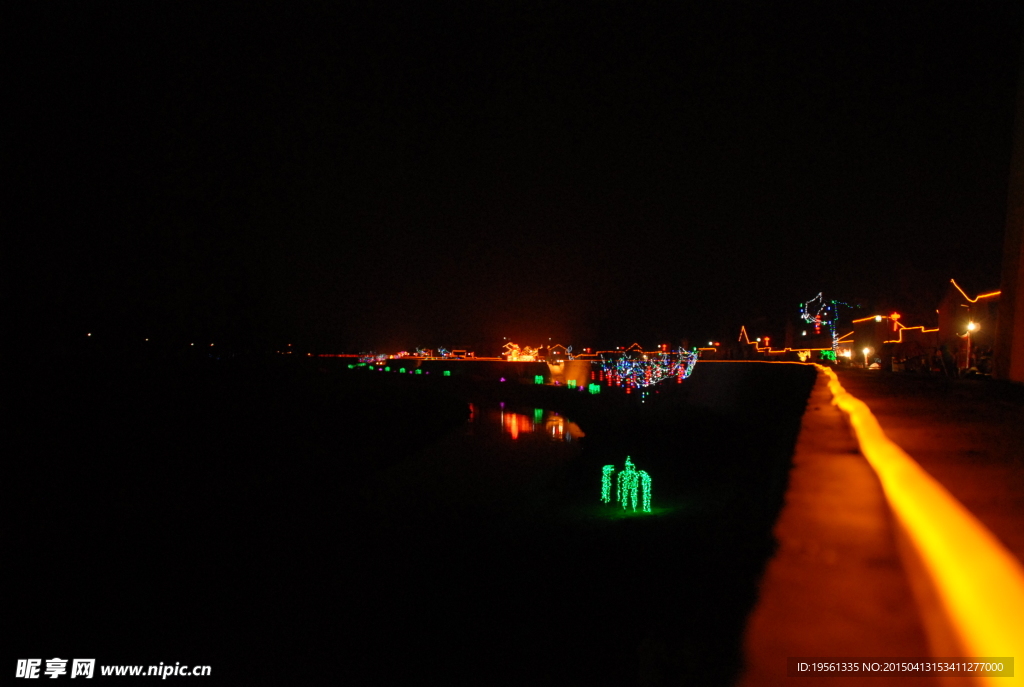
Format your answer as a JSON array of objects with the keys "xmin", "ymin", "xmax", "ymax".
[
  {"xmin": 966, "ymin": 321, "xmax": 978, "ymax": 375},
  {"xmin": 863, "ymin": 347, "xmax": 872, "ymax": 368}
]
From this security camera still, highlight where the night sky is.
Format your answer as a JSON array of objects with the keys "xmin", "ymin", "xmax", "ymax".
[{"xmin": 19, "ymin": 4, "xmax": 1023, "ymax": 355}]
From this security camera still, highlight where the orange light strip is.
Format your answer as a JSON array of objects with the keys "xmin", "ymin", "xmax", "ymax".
[
  {"xmin": 852, "ymin": 315, "xmax": 884, "ymax": 324},
  {"xmin": 951, "ymin": 278, "xmax": 1001, "ymax": 304},
  {"xmin": 817, "ymin": 364, "xmax": 1024, "ymax": 669},
  {"xmin": 836, "ymin": 331, "xmax": 854, "ymax": 343},
  {"xmin": 883, "ymin": 325, "xmax": 940, "ymax": 345}
]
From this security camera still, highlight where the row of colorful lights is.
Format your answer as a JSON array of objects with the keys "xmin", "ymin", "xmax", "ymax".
[
  {"xmin": 349, "ymin": 354, "xmax": 700, "ymax": 394},
  {"xmin": 598, "ymin": 347, "xmax": 698, "ymax": 389}
]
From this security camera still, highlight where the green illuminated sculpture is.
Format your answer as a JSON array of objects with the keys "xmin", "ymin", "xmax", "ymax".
[{"xmin": 601, "ymin": 457, "xmax": 652, "ymax": 512}]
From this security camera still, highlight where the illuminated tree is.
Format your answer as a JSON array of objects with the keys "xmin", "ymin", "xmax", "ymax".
[{"xmin": 601, "ymin": 457, "xmax": 652, "ymax": 512}]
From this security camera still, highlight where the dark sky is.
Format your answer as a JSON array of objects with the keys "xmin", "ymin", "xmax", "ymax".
[{"xmin": 19, "ymin": 4, "xmax": 1023, "ymax": 354}]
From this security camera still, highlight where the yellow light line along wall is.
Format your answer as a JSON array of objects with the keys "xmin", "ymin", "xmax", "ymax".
[{"xmin": 817, "ymin": 364, "xmax": 1024, "ymax": 685}]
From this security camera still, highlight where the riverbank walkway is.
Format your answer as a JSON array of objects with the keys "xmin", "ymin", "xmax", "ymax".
[{"xmin": 740, "ymin": 366, "xmax": 1024, "ymax": 686}]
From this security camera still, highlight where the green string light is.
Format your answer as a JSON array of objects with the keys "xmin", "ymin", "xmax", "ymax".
[
  {"xmin": 601, "ymin": 465, "xmax": 615, "ymax": 503},
  {"xmin": 588, "ymin": 383, "xmax": 601, "ymax": 395},
  {"xmin": 601, "ymin": 456, "xmax": 652, "ymax": 513},
  {"xmin": 443, "ymin": 370, "xmax": 451, "ymax": 377},
  {"xmin": 534, "ymin": 375, "xmax": 544, "ymax": 385}
]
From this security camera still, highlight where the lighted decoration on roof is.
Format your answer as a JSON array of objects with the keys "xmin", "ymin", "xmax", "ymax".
[
  {"xmin": 950, "ymin": 278, "xmax": 1001, "ymax": 304},
  {"xmin": 599, "ymin": 345, "xmax": 697, "ymax": 388},
  {"xmin": 548, "ymin": 344, "xmax": 574, "ymax": 360},
  {"xmin": 503, "ymin": 342, "xmax": 540, "ymax": 362},
  {"xmin": 359, "ymin": 352, "xmax": 387, "ymax": 364},
  {"xmin": 601, "ymin": 457, "xmax": 652, "ymax": 513},
  {"xmin": 413, "ymin": 348, "xmax": 432, "ymax": 358},
  {"xmin": 800, "ymin": 293, "xmax": 855, "ymax": 353}
]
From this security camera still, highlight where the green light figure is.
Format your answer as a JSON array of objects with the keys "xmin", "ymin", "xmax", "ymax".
[
  {"xmin": 601, "ymin": 465, "xmax": 616, "ymax": 503},
  {"xmin": 601, "ymin": 457, "xmax": 652, "ymax": 512}
]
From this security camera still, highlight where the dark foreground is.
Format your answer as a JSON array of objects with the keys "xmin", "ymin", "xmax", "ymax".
[{"xmin": 10, "ymin": 356, "xmax": 816, "ymax": 685}]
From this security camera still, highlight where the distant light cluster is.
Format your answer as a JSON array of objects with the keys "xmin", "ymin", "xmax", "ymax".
[
  {"xmin": 599, "ymin": 347, "xmax": 697, "ymax": 388},
  {"xmin": 503, "ymin": 342, "xmax": 539, "ymax": 362}
]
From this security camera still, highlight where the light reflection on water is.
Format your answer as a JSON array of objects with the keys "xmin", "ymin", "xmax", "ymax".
[{"xmin": 467, "ymin": 403, "xmax": 585, "ymax": 443}]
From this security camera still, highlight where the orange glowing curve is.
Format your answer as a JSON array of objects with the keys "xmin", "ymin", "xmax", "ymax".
[
  {"xmin": 883, "ymin": 325, "xmax": 940, "ymax": 345},
  {"xmin": 738, "ymin": 325, "xmax": 851, "ymax": 354},
  {"xmin": 951, "ymin": 278, "xmax": 1001, "ymax": 304},
  {"xmin": 817, "ymin": 364, "xmax": 1024, "ymax": 671}
]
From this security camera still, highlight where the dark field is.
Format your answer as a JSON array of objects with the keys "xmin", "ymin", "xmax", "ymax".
[{"xmin": 10, "ymin": 356, "xmax": 816, "ymax": 685}]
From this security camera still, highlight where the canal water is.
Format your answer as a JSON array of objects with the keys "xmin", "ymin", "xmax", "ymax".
[
  {"xmin": 12, "ymin": 360, "xmax": 816, "ymax": 686},
  {"xmin": 339, "ymin": 389, "xmax": 801, "ymax": 686}
]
